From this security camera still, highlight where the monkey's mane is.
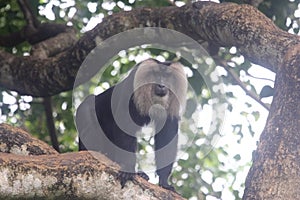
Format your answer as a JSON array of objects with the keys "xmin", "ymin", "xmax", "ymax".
[{"xmin": 132, "ymin": 59, "xmax": 187, "ymax": 118}]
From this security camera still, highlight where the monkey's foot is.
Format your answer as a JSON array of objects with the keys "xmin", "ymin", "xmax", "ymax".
[
  {"xmin": 137, "ymin": 171, "xmax": 149, "ymax": 181},
  {"xmin": 117, "ymin": 171, "xmax": 135, "ymax": 188},
  {"xmin": 159, "ymin": 183, "xmax": 176, "ymax": 192},
  {"xmin": 117, "ymin": 171, "xmax": 150, "ymax": 188}
]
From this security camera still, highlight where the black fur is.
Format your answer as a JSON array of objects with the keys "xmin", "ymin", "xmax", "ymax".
[{"xmin": 77, "ymin": 59, "xmax": 181, "ymax": 191}]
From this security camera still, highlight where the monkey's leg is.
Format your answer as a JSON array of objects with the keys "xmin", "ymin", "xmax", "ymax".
[
  {"xmin": 112, "ymin": 129, "xmax": 141, "ymax": 188},
  {"xmin": 155, "ymin": 117, "xmax": 178, "ymax": 191}
]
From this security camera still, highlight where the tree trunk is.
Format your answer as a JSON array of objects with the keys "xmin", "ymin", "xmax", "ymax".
[{"xmin": 243, "ymin": 45, "xmax": 300, "ymax": 199}]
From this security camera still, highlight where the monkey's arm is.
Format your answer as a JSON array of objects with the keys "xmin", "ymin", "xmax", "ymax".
[
  {"xmin": 154, "ymin": 117, "xmax": 179, "ymax": 191},
  {"xmin": 94, "ymin": 87, "xmax": 149, "ymax": 188}
]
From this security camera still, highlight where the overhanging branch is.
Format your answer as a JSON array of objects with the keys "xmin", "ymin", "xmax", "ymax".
[{"xmin": 0, "ymin": 2, "xmax": 299, "ymax": 97}]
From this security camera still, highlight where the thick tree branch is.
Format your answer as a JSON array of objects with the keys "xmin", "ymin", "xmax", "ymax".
[
  {"xmin": 0, "ymin": 152, "xmax": 185, "ymax": 199},
  {"xmin": 0, "ymin": 2, "xmax": 299, "ymax": 97},
  {"xmin": 0, "ymin": 23, "xmax": 69, "ymax": 47},
  {"xmin": 0, "ymin": 124, "xmax": 58, "ymax": 155},
  {"xmin": 0, "ymin": 124, "xmax": 184, "ymax": 199},
  {"xmin": 0, "ymin": 31, "xmax": 26, "ymax": 47},
  {"xmin": 31, "ymin": 28, "xmax": 77, "ymax": 59}
]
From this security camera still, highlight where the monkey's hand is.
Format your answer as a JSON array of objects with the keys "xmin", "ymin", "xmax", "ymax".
[
  {"xmin": 137, "ymin": 171, "xmax": 150, "ymax": 181},
  {"xmin": 117, "ymin": 171, "xmax": 149, "ymax": 188}
]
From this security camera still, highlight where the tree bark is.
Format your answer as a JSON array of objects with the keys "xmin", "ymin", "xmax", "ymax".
[
  {"xmin": 0, "ymin": 124, "xmax": 184, "ymax": 200},
  {"xmin": 0, "ymin": 2, "xmax": 299, "ymax": 96},
  {"xmin": 243, "ymin": 44, "xmax": 300, "ymax": 199},
  {"xmin": 0, "ymin": 124, "xmax": 58, "ymax": 156}
]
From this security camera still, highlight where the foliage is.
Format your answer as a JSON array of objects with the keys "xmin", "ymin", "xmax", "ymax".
[{"xmin": 0, "ymin": 0, "xmax": 298, "ymax": 199}]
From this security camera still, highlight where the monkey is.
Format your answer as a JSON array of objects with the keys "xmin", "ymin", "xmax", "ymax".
[{"xmin": 76, "ymin": 58, "xmax": 188, "ymax": 191}]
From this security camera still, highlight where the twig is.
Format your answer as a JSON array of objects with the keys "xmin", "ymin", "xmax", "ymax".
[
  {"xmin": 17, "ymin": 0, "xmax": 40, "ymax": 29},
  {"xmin": 245, "ymin": 71, "xmax": 275, "ymax": 82},
  {"xmin": 215, "ymin": 57, "xmax": 270, "ymax": 111}
]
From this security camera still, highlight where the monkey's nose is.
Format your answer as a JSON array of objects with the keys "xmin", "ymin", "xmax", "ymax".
[{"xmin": 154, "ymin": 84, "xmax": 168, "ymax": 97}]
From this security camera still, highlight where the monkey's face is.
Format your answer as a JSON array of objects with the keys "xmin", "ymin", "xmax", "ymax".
[{"xmin": 133, "ymin": 59, "xmax": 188, "ymax": 118}]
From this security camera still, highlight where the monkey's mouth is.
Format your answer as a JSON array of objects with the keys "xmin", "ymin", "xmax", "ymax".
[{"xmin": 154, "ymin": 84, "xmax": 168, "ymax": 97}]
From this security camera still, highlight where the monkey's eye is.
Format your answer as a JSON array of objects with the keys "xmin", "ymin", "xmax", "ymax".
[{"xmin": 154, "ymin": 84, "xmax": 168, "ymax": 97}]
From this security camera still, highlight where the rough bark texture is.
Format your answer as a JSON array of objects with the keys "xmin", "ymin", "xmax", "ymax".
[
  {"xmin": 0, "ymin": 124, "xmax": 58, "ymax": 156},
  {"xmin": 0, "ymin": 124, "xmax": 184, "ymax": 200},
  {"xmin": 0, "ymin": 2, "xmax": 299, "ymax": 96},
  {"xmin": 243, "ymin": 44, "xmax": 300, "ymax": 199}
]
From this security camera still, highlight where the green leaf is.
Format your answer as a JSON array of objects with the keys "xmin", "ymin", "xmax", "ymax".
[
  {"xmin": 252, "ymin": 111, "xmax": 260, "ymax": 121},
  {"xmin": 260, "ymin": 85, "xmax": 274, "ymax": 98},
  {"xmin": 233, "ymin": 154, "xmax": 241, "ymax": 161}
]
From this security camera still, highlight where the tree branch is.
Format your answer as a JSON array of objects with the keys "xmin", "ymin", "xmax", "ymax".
[
  {"xmin": 0, "ymin": 152, "xmax": 185, "ymax": 199},
  {"xmin": 215, "ymin": 58, "xmax": 270, "ymax": 110},
  {"xmin": 31, "ymin": 27, "xmax": 77, "ymax": 59},
  {"xmin": 245, "ymin": 71, "xmax": 274, "ymax": 82},
  {"xmin": 0, "ymin": 124, "xmax": 185, "ymax": 200},
  {"xmin": 17, "ymin": 0, "xmax": 40, "ymax": 29},
  {"xmin": 0, "ymin": 23, "xmax": 69, "ymax": 47},
  {"xmin": 0, "ymin": 124, "xmax": 58, "ymax": 155},
  {"xmin": 0, "ymin": 2, "xmax": 299, "ymax": 96},
  {"xmin": 0, "ymin": 0, "xmax": 70, "ymax": 47},
  {"xmin": 43, "ymin": 97, "xmax": 60, "ymax": 153}
]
